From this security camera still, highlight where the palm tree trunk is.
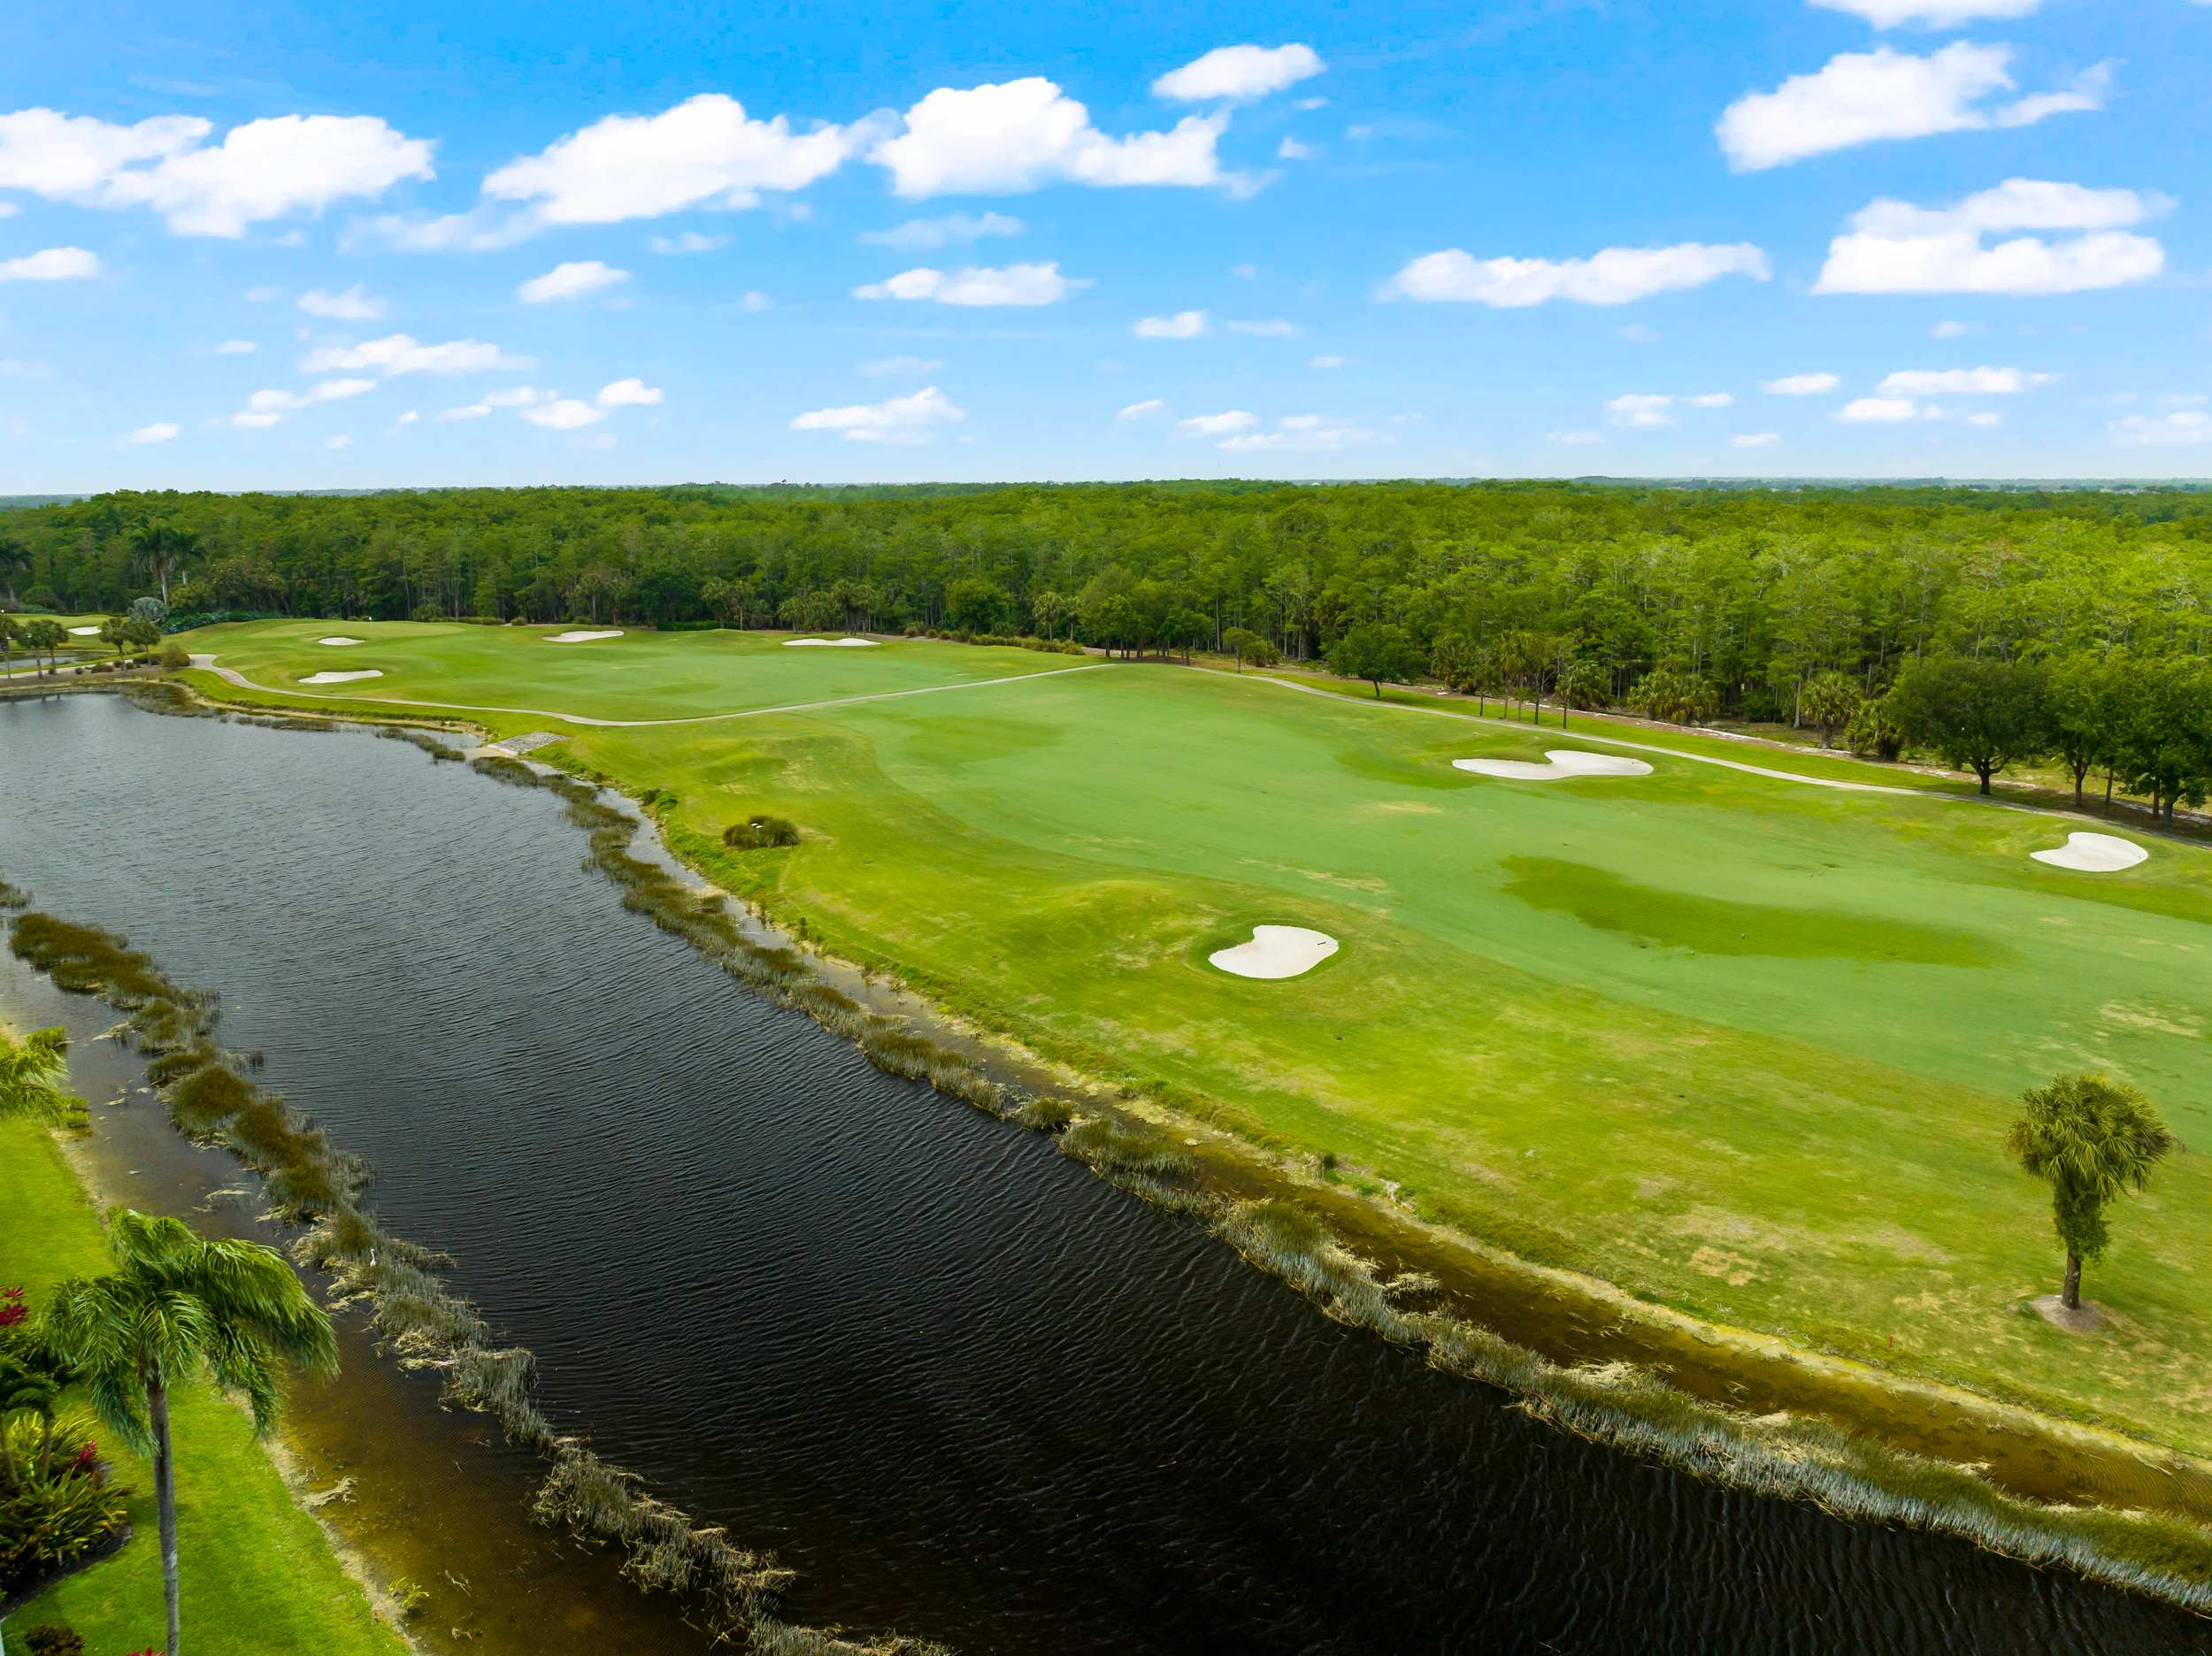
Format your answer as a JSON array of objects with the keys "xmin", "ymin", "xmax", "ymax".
[
  {"xmin": 2062, "ymin": 1250, "xmax": 2083, "ymax": 1311},
  {"xmin": 150, "ymin": 1374, "xmax": 181, "ymax": 1655}
]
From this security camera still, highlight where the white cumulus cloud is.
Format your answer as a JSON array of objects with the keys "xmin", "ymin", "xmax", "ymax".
[
  {"xmin": 1763, "ymin": 372, "xmax": 1841, "ymax": 395},
  {"xmin": 790, "ymin": 384, "xmax": 964, "ymax": 442},
  {"xmin": 648, "ymin": 230, "xmax": 730, "ymax": 254},
  {"xmin": 1153, "ymin": 44, "xmax": 1325, "ymax": 104},
  {"xmin": 1814, "ymin": 178, "xmax": 2170, "ymax": 295},
  {"xmin": 1217, "ymin": 414, "xmax": 1386, "ymax": 453},
  {"xmin": 1176, "ymin": 410, "xmax": 1257, "ymax": 435},
  {"xmin": 853, "ymin": 261, "xmax": 1085, "ymax": 306},
  {"xmin": 0, "ymin": 246, "xmax": 98, "ymax": 282},
  {"xmin": 520, "ymin": 399, "xmax": 604, "ymax": 430},
  {"xmin": 1732, "ymin": 432, "xmax": 1782, "ymax": 448},
  {"xmin": 1607, "ymin": 394, "xmax": 1675, "ymax": 428},
  {"xmin": 1134, "ymin": 310, "xmax": 1208, "ymax": 338},
  {"xmin": 2112, "ymin": 411, "xmax": 2212, "ymax": 447},
  {"xmin": 1878, "ymin": 364, "xmax": 2052, "ymax": 395},
  {"xmin": 1118, "ymin": 398, "xmax": 1166, "ymax": 419},
  {"xmin": 1379, "ymin": 242, "xmax": 1770, "ymax": 306},
  {"xmin": 518, "ymin": 259, "xmax": 630, "ymax": 303},
  {"xmin": 596, "ymin": 377, "xmax": 662, "ymax": 408},
  {"xmin": 215, "ymin": 339, "xmax": 257, "ymax": 355},
  {"xmin": 1686, "ymin": 392, "xmax": 1734, "ymax": 408},
  {"xmin": 1228, "ymin": 318, "xmax": 1299, "ymax": 337},
  {"xmin": 299, "ymin": 284, "xmax": 384, "ymax": 320},
  {"xmin": 1716, "ymin": 45, "xmax": 2108, "ymax": 172},
  {"xmin": 125, "ymin": 421, "xmax": 178, "ymax": 444},
  {"xmin": 856, "ymin": 211, "xmax": 1023, "ymax": 249},
  {"xmin": 1811, "ymin": 0, "xmax": 2039, "ymax": 26},
  {"xmin": 1837, "ymin": 396, "xmax": 1938, "ymax": 421},
  {"xmin": 302, "ymin": 334, "xmax": 530, "ymax": 376},
  {"xmin": 0, "ymin": 108, "xmax": 433, "ymax": 236},
  {"xmin": 868, "ymin": 79, "xmax": 1235, "ymax": 197},
  {"xmin": 483, "ymin": 94, "xmax": 872, "ymax": 226}
]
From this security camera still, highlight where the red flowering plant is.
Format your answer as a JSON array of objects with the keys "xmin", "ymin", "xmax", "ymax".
[{"xmin": 0, "ymin": 1285, "xmax": 27, "ymax": 1330}]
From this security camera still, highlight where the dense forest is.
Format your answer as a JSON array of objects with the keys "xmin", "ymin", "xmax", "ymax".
[{"xmin": 5, "ymin": 481, "xmax": 2212, "ymax": 808}]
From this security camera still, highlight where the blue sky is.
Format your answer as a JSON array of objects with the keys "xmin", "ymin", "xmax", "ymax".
[{"xmin": 0, "ymin": 0, "xmax": 2204, "ymax": 488}]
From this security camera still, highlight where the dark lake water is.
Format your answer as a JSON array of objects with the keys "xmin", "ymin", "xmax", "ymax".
[{"xmin": 4, "ymin": 691, "xmax": 2207, "ymax": 1655}]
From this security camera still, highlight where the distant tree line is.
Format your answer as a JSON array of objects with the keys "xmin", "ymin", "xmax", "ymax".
[{"xmin": 7, "ymin": 479, "xmax": 2212, "ymax": 807}]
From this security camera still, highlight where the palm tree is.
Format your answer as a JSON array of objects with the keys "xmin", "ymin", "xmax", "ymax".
[
  {"xmin": 42, "ymin": 1211, "xmax": 338, "ymax": 1656},
  {"xmin": 0, "ymin": 1024, "xmax": 84, "ymax": 1126},
  {"xmin": 128, "ymin": 520, "xmax": 198, "ymax": 607},
  {"xmin": 2006, "ymin": 1074, "xmax": 2175, "ymax": 1312}
]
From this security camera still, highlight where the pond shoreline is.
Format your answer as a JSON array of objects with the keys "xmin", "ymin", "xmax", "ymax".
[{"xmin": 15, "ymin": 677, "xmax": 2212, "ymax": 1628}]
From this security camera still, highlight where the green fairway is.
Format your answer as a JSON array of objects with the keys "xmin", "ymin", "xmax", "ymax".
[
  {"xmin": 0, "ymin": 1116, "xmax": 404, "ymax": 1656},
  {"xmin": 180, "ymin": 624, "xmax": 2212, "ymax": 1456},
  {"xmin": 190, "ymin": 617, "xmax": 1084, "ymax": 724}
]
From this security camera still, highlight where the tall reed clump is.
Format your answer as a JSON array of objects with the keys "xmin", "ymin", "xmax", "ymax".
[
  {"xmin": 1, "ymin": 880, "xmax": 941, "ymax": 1654},
  {"xmin": 6, "ymin": 912, "xmax": 219, "ymax": 1052},
  {"xmin": 376, "ymin": 724, "xmax": 465, "ymax": 762}
]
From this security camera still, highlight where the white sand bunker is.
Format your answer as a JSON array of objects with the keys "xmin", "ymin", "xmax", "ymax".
[
  {"xmin": 1454, "ymin": 750, "xmax": 1654, "ymax": 781},
  {"xmin": 318, "ymin": 636, "xmax": 365, "ymax": 646},
  {"xmin": 299, "ymin": 669, "xmax": 383, "ymax": 686},
  {"xmin": 67, "ymin": 625, "xmax": 102, "ymax": 636},
  {"xmin": 2032, "ymin": 832, "xmax": 2147, "ymax": 872},
  {"xmin": 547, "ymin": 629, "xmax": 623, "ymax": 643},
  {"xmin": 783, "ymin": 637, "xmax": 879, "ymax": 648},
  {"xmin": 1209, "ymin": 925, "xmax": 1340, "ymax": 980}
]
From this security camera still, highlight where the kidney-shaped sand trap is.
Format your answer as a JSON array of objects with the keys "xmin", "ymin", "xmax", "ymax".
[
  {"xmin": 1209, "ymin": 925, "xmax": 1340, "ymax": 980},
  {"xmin": 299, "ymin": 669, "xmax": 383, "ymax": 686},
  {"xmin": 318, "ymin": 636, "xmax": 365, "ymax": 646},
  {"xmin": 547, "ymin": 629, "xmax": 624, "ymax": 643},
  {"xmin": 1454, "ymin": 749, "xmax": 1654, "ymax": 781},
  {"xmin": 67, "ymin": 625, "xmax": 102, "ymax": 636},
  {"xmin": 2032, "ymin": 832, "xmax": 2148, "ymax": 872},
  {"xmin": 783, "ymin": 637, "xmax": 879, "ymax": 648}
]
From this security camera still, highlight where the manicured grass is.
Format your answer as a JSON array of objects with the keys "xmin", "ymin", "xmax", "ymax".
[
  {"xmin": 176, "ymin": 624, "xmax": 2212, "ymax": 1458},
  {"xmin": 190, "ymin": 617, "xmax": 1080, "ymax": 724},
  {"xmin": 0, "ymin": 1116, "xmax": 405, "ymax": 1656}
]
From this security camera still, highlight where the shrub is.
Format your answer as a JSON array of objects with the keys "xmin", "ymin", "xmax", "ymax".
[
  {"xmin": 156, "ymin": 639, "xmax": 189, "ymax": 671},
  {"xmin": 1846, "ymin": 694, "xmax": 1908, "ymax": 762},
  {"xmin": 724, "ymin": 814, "xmax": 801, "ymax": 849},
  {"xmin": 23, "ymin": 1627, "xmax": 87, "ymax": 1656},
  {"xmin": 0, "ymin": 1415, "xmax": 130, "ymax": 1597},
  {"xmin": 411, "ymin": 602, "xmax": 444, "ymax": 623}
]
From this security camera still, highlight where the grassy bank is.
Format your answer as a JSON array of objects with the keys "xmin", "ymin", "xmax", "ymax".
[
  {"xmin": 161, "ymin": 621, "xmax": 2212, "ymax": 1465},
  {"xmin": 0, "ymin": 1113, "xmax": 408, "ymax": 1655}
]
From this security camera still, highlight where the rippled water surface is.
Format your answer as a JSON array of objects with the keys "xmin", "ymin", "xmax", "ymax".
[{"xmin": 4, "ymin": 692, "xmax": 2208, "ymax": 1654}]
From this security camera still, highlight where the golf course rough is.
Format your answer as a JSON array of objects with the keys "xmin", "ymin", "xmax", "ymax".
[{"xmin": 173, "ymin": 619, "xmax": 2212, "ymax": 1465}]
